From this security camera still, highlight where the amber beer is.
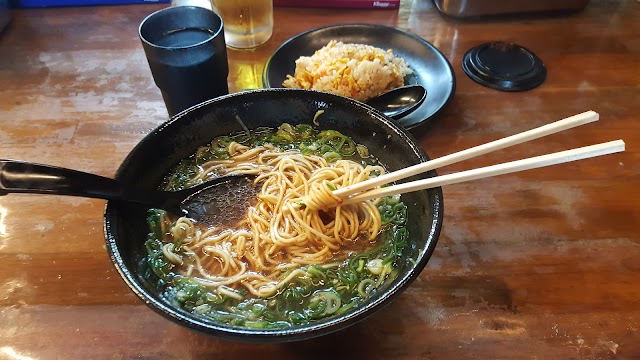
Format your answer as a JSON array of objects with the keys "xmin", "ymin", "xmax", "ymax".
[{"xmin": 211, "ymin": 0, "xmax": 273, "ymax": 48}]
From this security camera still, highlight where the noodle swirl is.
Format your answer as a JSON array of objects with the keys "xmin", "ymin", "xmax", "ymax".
[{"xmin": 160, "ymin": 142, "xmax": 384, "ymax": 297}]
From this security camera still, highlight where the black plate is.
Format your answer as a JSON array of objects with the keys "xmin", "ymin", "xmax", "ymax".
[{"xmin": 263, "ymin": 23, "xmax": 456, "ymax": 129}]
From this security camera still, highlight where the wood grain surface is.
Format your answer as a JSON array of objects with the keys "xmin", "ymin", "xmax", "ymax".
[{"xmin": 0, "ymin": 0, "xmax": 639, "ymax": 359}]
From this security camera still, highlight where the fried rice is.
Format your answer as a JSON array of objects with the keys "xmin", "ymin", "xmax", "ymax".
[{"xmin": 282, "ymin": 40, "xmax": 412, "ymax": 102}]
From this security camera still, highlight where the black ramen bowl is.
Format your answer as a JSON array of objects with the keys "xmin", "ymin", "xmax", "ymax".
[{"xmin": 103, "ymin": 88, "xmax": 443, "ymax": 342}]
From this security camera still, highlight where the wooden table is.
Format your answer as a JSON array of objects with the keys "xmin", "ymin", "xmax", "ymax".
[{"xmin": 1, "ymin": 1, "xmax": 639, "ymax": 358}]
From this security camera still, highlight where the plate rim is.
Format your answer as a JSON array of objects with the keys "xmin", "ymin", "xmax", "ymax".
[{"xmin": 262, "ymin": 22, "xmax": 456, "ymax": 129}]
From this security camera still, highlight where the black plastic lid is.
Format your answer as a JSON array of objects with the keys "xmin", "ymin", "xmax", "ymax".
[{"xmin": 462, "ymin": 41, "xmax": 546, "ymax": 91}]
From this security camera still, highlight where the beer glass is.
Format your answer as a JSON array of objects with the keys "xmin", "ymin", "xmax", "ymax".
[{"xmin": 210, "ymin": 0, "xmax": 273, "ymax": 49}]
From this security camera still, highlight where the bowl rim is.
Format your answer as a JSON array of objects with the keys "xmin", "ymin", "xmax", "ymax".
[{"xmin": 103, "ymin": 88, "xmax": 444, "ymax": 342}]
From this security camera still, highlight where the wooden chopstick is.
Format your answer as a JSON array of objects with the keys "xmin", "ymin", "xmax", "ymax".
[
  {"xmin": 334, "ymin": 111, "xmax": 600, "ymax": 199},
  {"xmin": 342, "ymin": 140, "xmax": 625, "ymax": 205}
]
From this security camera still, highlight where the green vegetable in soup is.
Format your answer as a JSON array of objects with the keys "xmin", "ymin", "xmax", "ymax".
[
  {"xmin": 143, "ymin": 123, "xmax": 411, "ymax": 328},
  {"xmin": 145, "ymin": 206, "xmax": 408, "ymax": 328}
]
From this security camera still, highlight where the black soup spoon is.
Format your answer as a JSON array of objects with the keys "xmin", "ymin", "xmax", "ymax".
[
  {"xmin": 0, "ymin": 159, "xmax": 256, "ymax": 226},
  {"xmin": 366, "ymin": 85, "xmax": 427, "ymax": 120}
]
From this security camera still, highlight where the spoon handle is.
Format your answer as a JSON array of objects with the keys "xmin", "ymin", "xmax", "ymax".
[{"xmin": 0, "ymin": 159, "xmax": 129, "ymax": 201}]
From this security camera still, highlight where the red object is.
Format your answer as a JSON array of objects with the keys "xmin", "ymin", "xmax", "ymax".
[{"xmin": 274, "ymin": 0, "xmax": 399, "ymax": 9}]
